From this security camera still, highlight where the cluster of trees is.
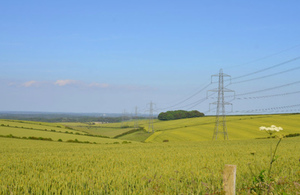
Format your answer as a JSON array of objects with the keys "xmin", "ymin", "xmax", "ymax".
[{"xmin": 158, "ymin": 110, "xmax": 204, "ymax": 121}]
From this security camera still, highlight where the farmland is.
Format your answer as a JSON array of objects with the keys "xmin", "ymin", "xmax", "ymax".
[
  {"xmin": 0, "ymin": 114, "xmax": 300, "ymax": 194},
  {"xmin": 1, "ymin": 137, "xmax": 300, "ymax": 194},
  {"xmin": 144, "ymin": 114, "xmax": 300, "ymax": 142},
  {"xmin": 0, "ymin": 119, "xmax": 129, "ymax": 144}
]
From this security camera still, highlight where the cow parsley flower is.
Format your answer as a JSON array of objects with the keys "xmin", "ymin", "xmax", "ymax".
[
  {"xmin": 256, "ymin": 125, "xmax": 284, "ymax": 180},
  {"xmin": 259, "ymin": 125, "xmax": 283, "ymax": 137}
]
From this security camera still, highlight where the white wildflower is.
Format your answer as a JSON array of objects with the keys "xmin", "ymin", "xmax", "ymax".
[
  {"xmin": 259, "ymin": 125, "xmax": 283, "ymax": 137},
  {"xmin": 259, "ymin": 125, "xmax": 282, "ymax": 132},
  {"xmin": 259, "ymin": 126, "xmax": 266, "ymax": 131}
]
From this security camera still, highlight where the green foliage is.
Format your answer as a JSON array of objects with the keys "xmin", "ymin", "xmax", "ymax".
[
  {"xmin": 114, "ymin": 127, "xmax": 144, "ymax": 138},
  {"xmin": 285, "ymin": 133, "xmax": 300, "ymax": 137},
  {"xmin": 247, "ymin": 136, "xmax": 285, "ymax": 194},
  {"xmin": 0, "ymin": 134, "xmax": 53, "ymax": 141},
  {"xmin": 28, "ymin": 136, "xmax": 52, "ymax": 141},
  {"xmin": 66, "ymin": 139, "xmax": 91, "ymax": 144},
  {"xmin": 120, "ymin": 125, "xmax": 130, "ymax": 128},
  {"xmin": 116, "ymin": 128, "xmax": 153, "ymax": 142},
  {"xmin": 158, "ymin": 110, "xmax": 204, "ymax": 121}
]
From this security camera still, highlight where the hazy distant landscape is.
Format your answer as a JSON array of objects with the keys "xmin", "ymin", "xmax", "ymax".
[
  {"xmin": 1, "ymin": 0, "xmax": 300, "ymax": 194},
  {"xmin": 0, "ymin": 111, "xmax": 150, "ymax": 123}
]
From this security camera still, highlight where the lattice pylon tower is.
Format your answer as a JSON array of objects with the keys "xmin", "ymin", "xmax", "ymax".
[
  {"xmin": 134, "ymin": 106, "xmax": 138, "ymax": 129},
  {"xmin": 121, "ymin": 109, "xmax": 127, "ymax": 128},
  {"xmin": 148, "ymin": 101, "xmax": 154, "ymax": 133},
  {"xmin": 209, "ymin": 69, "xmax": 234, "ymax": 140}
]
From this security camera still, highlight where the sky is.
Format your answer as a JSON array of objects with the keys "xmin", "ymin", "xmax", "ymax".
[{"xmin": 1, "ymin": 1, "xmax": 300, "ymax": 114}]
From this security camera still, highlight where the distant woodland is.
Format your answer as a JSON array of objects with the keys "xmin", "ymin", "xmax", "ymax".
[{"xmin": 158, "ymin": 110, "xmax": 205, "ymax": 121}]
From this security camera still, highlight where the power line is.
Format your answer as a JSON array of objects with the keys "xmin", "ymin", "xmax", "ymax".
[
  {"xmin": 152, "ymin": 56, "xmax": 300, "ymax": 113},
  {"xmin": 208, "ymin": 86, "xmax": 300, "ymax": 100},
  {"xmin": 158, "ymin": 87, "xmax": 218, "ymax": 112},
  {"xmin": 169, "ymin": 54, "xmax": 300, "ymax": 116},
  {"xmin": 156, "ymin": 82, "xmax": 211, "ymax": 111},
  {"xmin": 178, "ymin": 84, "xmax": 231, "ymax": 111},
  {"xmin": 232, "ymin": 66, "xmax": 300, "ymax": 84},
  {"xmin": 185, "ymin": 97, "xmax": 208, "ymax": 110},
  {"xmin": 234, "ymin": 80, "xmax": 300, "ymax": 97},
  {"xmin": 232, "ymin": 56, "xmax": 300, "ymax": 80},
  {"xmin": 164, "ymin": 81, "xmax": 231, "ymax": 112},
  {"xmin": 233, "ymin": 104, "xmax": 300, "ymax": 114},
  {"xmin": 228, "ymin": 44, "xmax": 300, "ymax": 69},
  {"xmin": 140, "ymin": 52, "xmax": 300, "ymax": 128},
  {"xmin": 234, "ymin": 90, "xmax": 300, "ymax": 100}
]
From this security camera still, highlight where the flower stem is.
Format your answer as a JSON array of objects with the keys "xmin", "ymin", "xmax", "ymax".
[{"xmin": 268, "ymin": 137, "xmax": 282, "ymax": 178}]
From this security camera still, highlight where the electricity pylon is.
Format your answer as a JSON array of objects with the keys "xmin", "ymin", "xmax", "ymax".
[
  {"xmin": 121, "ymin": 109, "xmax": 127, "ymax": 128},
  {"xmin": 148, "ymin": 101, "xmax": 154, "ymax": 133},
  {"xmin": 208, "ymin": 69, "xmax": 234, "ymax": 140},
  {"xmin": 134, "ymin": 106, "xmax": 138, "ymax": 129}
]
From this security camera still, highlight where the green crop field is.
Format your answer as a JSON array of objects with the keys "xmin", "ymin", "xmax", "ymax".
[
  {"xmin": 1, "ymin": 114, "xmax": 300, "ymax": 194},
  {"xmin": 0, "ymin": 119, "xmax": 84, "ymax": 134},
  {"xmin": 0, "ymin": 137, "xmax": 299, "ymax": 194},
  {"xmin": 0, "ymin": 120, "xmax": 132, "ymax": 144},
  {"xmin": 63, "ymin": 125, "xmax": 135, "ymax": 138},
  {"xmin": 144, "ymin": 114, "xmax": 300, "ymax": 143},
  {"xmin": 61, "ymin": 120, "xmax": 152, "ymax": 140},
  {"xmin": 0, "ymin": 126, "xmax": 125, "ymax": 143}
]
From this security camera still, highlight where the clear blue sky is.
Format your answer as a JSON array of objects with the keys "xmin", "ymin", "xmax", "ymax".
[{"xmin": 1, "ymin": 1, "xmax": 300, "ymax": 114}]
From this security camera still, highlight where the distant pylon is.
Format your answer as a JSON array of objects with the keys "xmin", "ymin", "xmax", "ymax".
[
  {"xmin": 148, "ymin": 101, "xmax": 154, "ymax": 133},
  {"xmin": 121, "ymin": 109, "xmax": 127, "ymax": 128},
  {"xmin": 134, "ymin": 106, "xmax": 138, "ymax": 129},
  {"xmin": 208, "ymin": 69, "xmax": 234, "ymax": 140}
]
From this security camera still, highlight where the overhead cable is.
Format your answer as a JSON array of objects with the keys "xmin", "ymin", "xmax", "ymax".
[
  {"xmin": 232, "ymin": 66, "xmax": 300, "ymax": 84},
  {"xmin": 228, "ymin": 44, "xmax": 300, "ymax": 69},
  {"xmin": 234, "ymin": 80, "xmax": 300, "ymax": 97},
  {"xmin": 233, "ymin": 90, "xmax": 300, "ymax": 100},
  {"xmin": 232, "ymin": 56, "xmax": 300, "ymax": 80},
  {"xmin": 233, "ymin": 104, "xmax": 300, "ymax": 114},
  {"xmin": 156, "ymin": 83, "xmax": 211, "ymax": 111}
]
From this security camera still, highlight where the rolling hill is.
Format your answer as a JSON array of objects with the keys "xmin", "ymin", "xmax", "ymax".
[{"xmin": 1, "ymin": 113, "xmax": 299, "ymax": 143}]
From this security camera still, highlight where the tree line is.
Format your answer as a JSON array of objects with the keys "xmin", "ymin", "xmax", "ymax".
[{"xmin": 158, "ymin": 110, "xmax": 204, "ymax": 121}]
